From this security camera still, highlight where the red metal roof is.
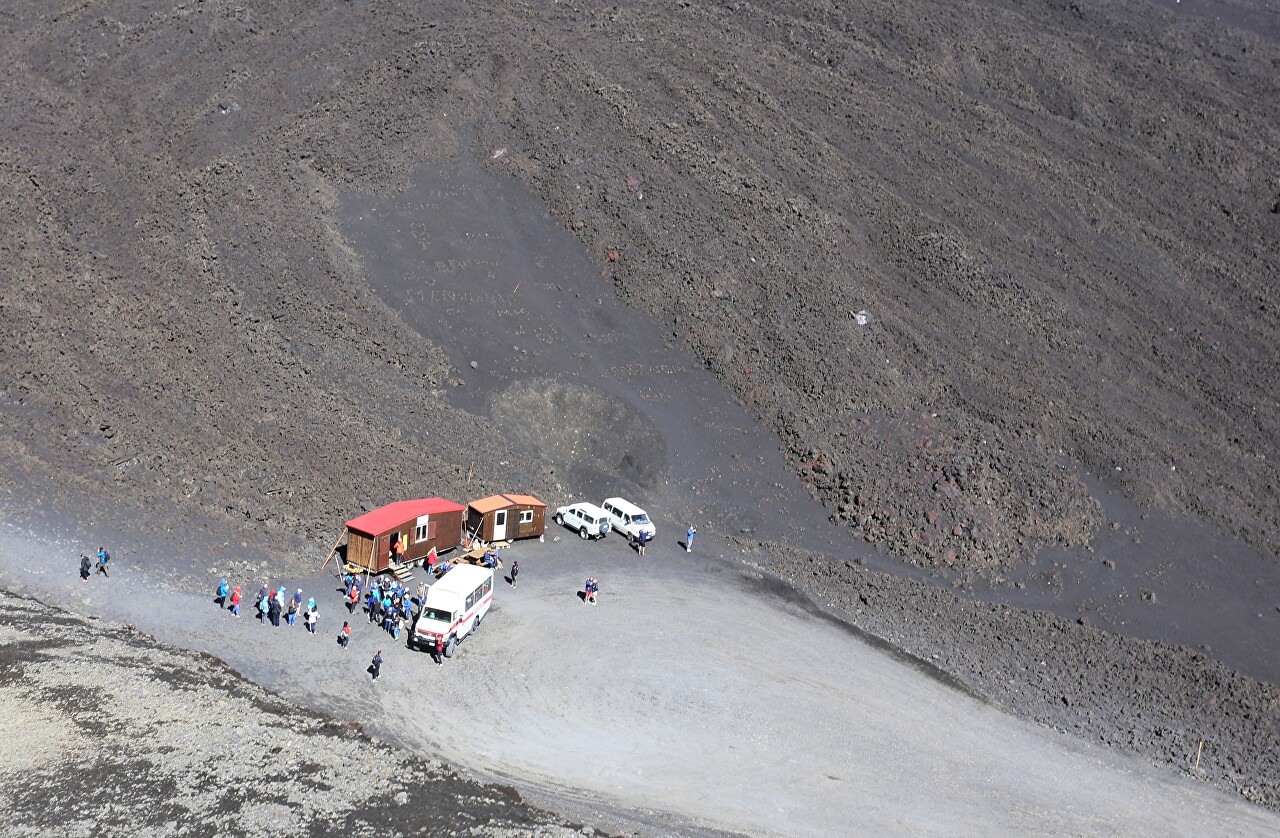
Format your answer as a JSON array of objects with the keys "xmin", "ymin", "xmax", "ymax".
[{"xmin": 345, "ymin": 498, "xmax": 465, "ymax": 535}]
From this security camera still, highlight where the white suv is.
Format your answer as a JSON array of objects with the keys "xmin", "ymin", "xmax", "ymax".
[
  {"xmin": 601, "ymin": 497, "xmax": 656, "ymax": 543},
  {"xmin": 554, "ymin": 502, "xmax": 612, "ymax": 540}
]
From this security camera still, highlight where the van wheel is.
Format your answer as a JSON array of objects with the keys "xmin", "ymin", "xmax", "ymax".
[
  {"xmin": 555, "ymin": 513, "xmax": 564, "ymax": 526},
  {"xmin": 444, "ymin": 638, "xmax": 456, "ymax": 658},
  {"xmin": 578, "ymin": 527, "xmax": 588, "ymax": 540}
]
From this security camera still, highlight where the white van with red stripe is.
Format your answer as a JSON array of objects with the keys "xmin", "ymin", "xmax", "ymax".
[{"xmin": 412, "ymin": 565, "xmax": 493, "ymax": 658}]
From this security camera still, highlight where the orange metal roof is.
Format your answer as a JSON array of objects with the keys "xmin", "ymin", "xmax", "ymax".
[
  {"xmin": 467, "ymin": 494, "xmax": 512, "ymax": 515},
  {"xmin": 345, "ymin": 498, "xmax": 465, "ymax": 535},
  {"xmin": 503, "ymin": 493, "xmax": 546, "ymax": 507}
]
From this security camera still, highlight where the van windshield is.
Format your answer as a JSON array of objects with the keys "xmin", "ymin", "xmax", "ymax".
[
  {"xmin": 420, "ymin": 607, "xmax": 453, "ymax": 623},
  {"xmin": 631, "ymin": 513, "xmax": 651, "ymax": 524}
]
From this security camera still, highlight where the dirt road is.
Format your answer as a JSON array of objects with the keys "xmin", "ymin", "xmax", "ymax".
[{"xmin": 3, "ymin": 519, "xmax": 1276, "ymax": 837}]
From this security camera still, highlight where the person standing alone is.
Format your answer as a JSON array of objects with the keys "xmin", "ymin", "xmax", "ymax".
[
  {"xmin": 80, "ymin": 554, "xmax": 91, "ymax": 582},
  {"xmin": 371, "ymin": 650, "xmax": 383, "ymax": 680},
  {"xmin": 510, "ymin": 560, "xmax": 519, "ymax": 588},
  {"xmin": 686, "ymin": 524, "xmax": 697, "ymax": 553}
]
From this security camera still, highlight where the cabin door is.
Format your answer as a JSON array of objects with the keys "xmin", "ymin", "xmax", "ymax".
[{"xmin": 493, "ymin": 510, "xmax": 508, "ymax": 541}]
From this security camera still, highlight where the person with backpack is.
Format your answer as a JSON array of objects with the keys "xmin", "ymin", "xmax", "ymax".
[
  {"xmin": 339, "ymin": 621, "xmax": 351, "ymax": 649},
  {"xmin": 216, "ymin": 579, "xmax": 229, "ymax": 607},
  {"xmin": 80, "ymin": 554, "xmax": 91, "ymax": 582},
  {"xmin": 96, "ymin": 547, "xmax": 110, "ymax": 577},
  {"xmin": 258, "ymin": 591, "xmax": 269, "ymax": 623},
  {"xmin": 290, "ymin": 589, "xmax": 303, "ymax": 625},
  {"xmin": 371, "ymin": 650, "xmax": 383, "ymax": 680}
]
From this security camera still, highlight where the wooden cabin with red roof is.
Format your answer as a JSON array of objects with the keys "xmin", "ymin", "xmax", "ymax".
[
  {"xmin": 343, "ymin": 498, "xmax": 465, "ymax": 573},
  {"xmin": 466, "ymin": 493, "xmax": 547, "ymax": 543}
]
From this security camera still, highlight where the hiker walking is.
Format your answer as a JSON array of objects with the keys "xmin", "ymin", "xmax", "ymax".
[
  {"xmin": 339, "ymin": 621, "xmax": 351, "ymax": 649},
  {"xmin": 216, "ymin": 579, "xmax": 229, "ymax": 607},
  {"xmin": 510, "ymin": 560, "xmax": 519, "ymax": 588},
  {"xmin": 371, "ymin": 650, "xmax": 383, "ymax": 680},
  {"xmin": 80, "ymin": 554, "xmax": 91, "ymax": 582},
  {"xmin": 229, "ymin": 587, "xmax": 242, "ymax": 617},
  {"xmin": 686, "ymin": 524, "xmax": 697, "ymax": 553},
  {"xmin": 96, "ymin": 547, "xmax": 110, "ymax": 577},
  {"xmin": 306, "ymin": 606, "xmax": 318, "ymax": 635}
]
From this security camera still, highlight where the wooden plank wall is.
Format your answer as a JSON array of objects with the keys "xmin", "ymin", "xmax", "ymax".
[{"xmin": 347, "ymin": 531, "xmax": 374, "ymax": 570}]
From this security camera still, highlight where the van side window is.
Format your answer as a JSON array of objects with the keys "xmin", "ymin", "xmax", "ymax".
[
  {"xmin": 482, "ymin": 579, "xmax": 491, "ymax": 596},
  {"xmin": 466, "ymin": 591, "xmax": 476, "ymax": 610}
]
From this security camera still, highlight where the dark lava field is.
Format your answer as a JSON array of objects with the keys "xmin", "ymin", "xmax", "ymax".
[{"xmin": 1, "ymin": 0, "xmax": 1278, "ymax": 827}]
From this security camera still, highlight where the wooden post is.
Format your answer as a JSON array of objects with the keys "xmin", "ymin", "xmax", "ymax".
[
  {"xmin": 1195, "ymin": 740, "xmax": 1204, "ymax": 770},
  {"xmin": 319, "ymin": 527, "xmax": 348, "ymax": 572}
]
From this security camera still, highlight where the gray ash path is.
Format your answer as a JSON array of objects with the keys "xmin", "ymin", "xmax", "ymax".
[
  {"xmin": 0, "ymin": 589, "xmax": 584, "ymax": 838},
  {"xmin": 3, "ymin": 518, "xmax": 1278, "ymax": 837},
  {"xmin": 340, "ymin": 158, "xmax": 1280, "ymax": 687}
]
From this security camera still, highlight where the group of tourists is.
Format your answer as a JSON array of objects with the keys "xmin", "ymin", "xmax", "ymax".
[
  {"xmin": 215, "ymin": 580, "xmax": 322, "ymax": 633},
  {"xmin": 361, "ymin": 575, "xmax": 419, "ymax": 642}
]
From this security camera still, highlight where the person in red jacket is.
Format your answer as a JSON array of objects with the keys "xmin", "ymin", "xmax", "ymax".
[{"xmin": 229, "ymin": 587, "xmax": 242, "ymax": 617}]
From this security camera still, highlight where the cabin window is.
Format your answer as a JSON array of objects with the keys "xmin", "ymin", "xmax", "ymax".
[
  {"xmin": 415, "ymin": 516, "xmax": 437, "ymax": 543},
  {"xmin": 519, "ymin": 510, "xmax": 534, "ymax": 524}
]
